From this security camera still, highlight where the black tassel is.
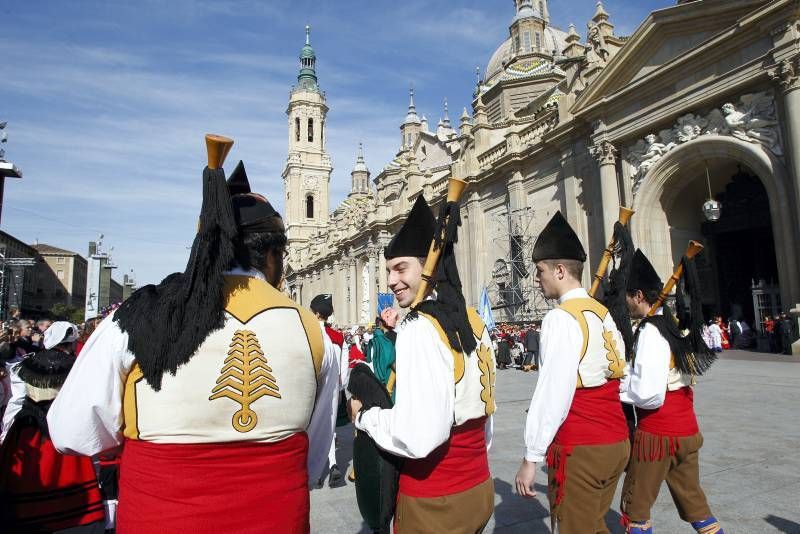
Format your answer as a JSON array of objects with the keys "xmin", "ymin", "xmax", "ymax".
[
  {"xmin": 411, "ymin": 201, "xmax": 477, "ymax": 355},
  {"xmin": 602, "ymin": 222, "xmax": 635, "ymax": 361},
  {"xmin": 115, "ymin": 166, "xmax": 238, "ymax": 390},
  {"xmin": 634, "ymin": 255, "xmax": 716, "ymax": 376}
]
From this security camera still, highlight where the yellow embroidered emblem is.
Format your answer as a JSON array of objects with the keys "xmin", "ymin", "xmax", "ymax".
[
  {"xmin": 477, "ymin": 343, "xmax": 496, "ymax": 415},
  {"xmin": 602, "ymin": 329, "xmax": 625, "ymax": 379},
  {"xmin": 209, "ymin": 330, "xmax": 281, "ymax": 432}
]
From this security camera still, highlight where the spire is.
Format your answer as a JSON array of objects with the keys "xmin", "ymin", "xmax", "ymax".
[
  {"xmin": 566, "ymin": 23, "xmax": 580, "ymax": 43},
  {"xmin": 405, "ymin": 85, "xmax": 421, "ymax": 124},
  {"xmin": 442, "ymin": 98, "xmax": 451, "ymax": 128},
  {"xmin": 593, "ymin": 1, "xmax": 609, "ymax": 23},
  {"xmin": 351, "ymin": 142, "xmax": 370, "ymax": 194},
  {"xmin": 297, "ymin": 25, "xmax": 319, "ymax": 91},
  {"xmin": 353, "ymin": 142, "xmax": 369, "ymax": 173}
]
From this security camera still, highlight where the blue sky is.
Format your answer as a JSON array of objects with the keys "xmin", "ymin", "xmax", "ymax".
[{"xmin": 1, "ymin": 0, "xmax": 668, "ymax": 285}]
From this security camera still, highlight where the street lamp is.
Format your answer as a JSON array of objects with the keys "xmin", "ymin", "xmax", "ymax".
[{"xmin": 702, "ymin": 167, "xmax": 721, "ymax": 222}]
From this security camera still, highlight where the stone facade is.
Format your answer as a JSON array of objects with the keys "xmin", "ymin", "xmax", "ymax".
[{"xmin": 284, "ymin": 0, "xmax": 800, "ymax": 327}]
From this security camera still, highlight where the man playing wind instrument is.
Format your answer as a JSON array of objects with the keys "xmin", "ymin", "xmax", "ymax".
[
  {"xmin": 619, "ymin": 249, "xmax": 723, "ymax": 534},
  {"xmin": 48, "ymin": 139, "xmax": 339, "ymax": 534},
  {"xmin": 515, "ymin": 211, "xmax": 630, "ymax": 534},
  {"xmin": 349, "ymin": 195, "xmax": 497, "ymax": 532}
]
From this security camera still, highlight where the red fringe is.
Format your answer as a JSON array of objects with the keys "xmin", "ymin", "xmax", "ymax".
[
  {"xmin": 546, "ymin": 444, "xmax": 574, "ymax": 506},
  {"xmin": 632, "ymin": 430, "xmax": 682, "ymax": 462}
]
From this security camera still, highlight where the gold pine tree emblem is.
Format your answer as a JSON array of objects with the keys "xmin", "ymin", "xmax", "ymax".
[{"xmin": 209, "ymin": 330, "xmax": 281, "ymax": 432}]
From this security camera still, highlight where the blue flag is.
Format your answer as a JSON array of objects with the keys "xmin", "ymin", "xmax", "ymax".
[{"xmin": 478, "ymin": 287, "xmax": 496, "ymax": 331}]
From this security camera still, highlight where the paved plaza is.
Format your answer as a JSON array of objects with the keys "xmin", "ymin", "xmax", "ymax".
[{"xmin": 311, "ymin": 351, "xmax": 800, "ymax": 533}]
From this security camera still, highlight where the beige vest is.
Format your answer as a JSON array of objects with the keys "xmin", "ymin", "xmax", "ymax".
[
  {"xmin": 419, "ymin": 308, "xmax": 497, "ymax": 426},
  {"xmin": 557, "ymin": 298, "xmax": 626, "ymax": 388},
  {"xmin": 123, "ymin": 275, "xmax": 324, "ymax": 444}
]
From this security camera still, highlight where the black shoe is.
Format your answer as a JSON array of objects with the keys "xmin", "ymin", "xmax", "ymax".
[{"xmin": 328, "ymin": 464, "xmax": 346, "ymax": 488}]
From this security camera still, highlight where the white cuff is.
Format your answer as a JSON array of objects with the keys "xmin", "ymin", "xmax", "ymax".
[
  {"xmin": 354, "ymin": 406, "xmax": 380, "ymax": 431},
  {"xmin": 525, "ymin": 450, "xmax": 545, "ymax": 463}
]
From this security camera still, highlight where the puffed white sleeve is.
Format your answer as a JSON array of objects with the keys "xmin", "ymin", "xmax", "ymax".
[
  {"xmin": 355, "ymin": 317, "xmax": 454, "ymax": 459},
  {"xmin": 48, "ymin": 315, "xmax": 136, "ymax": 456},
  {"xmin": 523, "ymin": 309, "xmax": 581, "ymax": 463},
  {"xmin": 305, "ymin": 327, "xmax": 339, "ymax": 484},
  {"xmin": 0, "ymin": 361, "xmax": 26, "ymax": 444},
  {"xmin": 620, "ymin": 324, "xmax": 670, "ymax": 409}
]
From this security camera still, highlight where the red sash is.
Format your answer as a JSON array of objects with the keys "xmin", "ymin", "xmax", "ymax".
[
  {"xmin": 325, "ymin": 326, "xmax": 345, "ymax": 348},
  {"xmin": 399, "ymin": 416, "xmax": 490, "ymax": 498},
  {"xmin": 637, "ymin": 387, "xmax": 699, "ymax": 437},
  {"xmin": 0, "ymin": 426, "xmax": 104, "ymax": 531},
  {"xmin": 553, "ymin": 379, "xmax": 629, "ymax": 446},
  {"xmin": 118, "ymin": 433, "xmax": 310, "ymax": 534}
]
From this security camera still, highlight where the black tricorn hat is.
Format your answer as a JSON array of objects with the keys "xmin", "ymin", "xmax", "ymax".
[
  {"xmin": 627, "ymin": 249, "xmax": 663, "ymax": 292},
  {"xmin": 531, "ymin": 211, "xmax": 587, "ymax": 262},
  {"xmin": 227, "ymin": 161, "xmax": 284, "ymax": 234},
  {"xmin": 384, "ymin": 195, "xmax": 435, "ymax": 259},
  {"xmin": 310, "ymin": 294, "xmax": 334, "ymax": 319}
]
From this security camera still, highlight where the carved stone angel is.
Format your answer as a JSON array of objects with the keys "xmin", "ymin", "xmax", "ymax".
[{"xmin": 721, "ymin": 93, "xmax": 781, "ymax": 155}]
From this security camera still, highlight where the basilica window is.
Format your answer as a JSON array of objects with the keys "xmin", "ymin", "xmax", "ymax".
[
  {"xmin": 523, "ymin": 31, "xmax": 531, "ymax": 53},
  {"xmin": 539, "ymin": 2, "xmax": 544, "ymax": 16},
  {"xmin": 535, "ymin": 32, "xmax": 541, "ymax": 51},
  {"xmin": 306, "ymin": 195, "xmax": 314, "ymax": 219},
  {"xmin": 308, "ymin": 118, "xmax": 314, "ymax": 142},
  {"xmin": 295, "ymin": 117, "xmax": 300, "ymax": 142},
  {"xmin": 514, "ymin": 35, "xmax": 520, "ymax": 54}
]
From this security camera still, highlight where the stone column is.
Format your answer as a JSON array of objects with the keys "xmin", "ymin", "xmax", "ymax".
[
  {"xmin": 368, "ymin": 246, "xmax": 378, "ymax": 319},
  {"xmin": 771, "ymin": 55, "xmax": 800, "ymax": 225},
  {"xmin": 768, "ymin": 54, "xmax": 800, "ymax": 307},
  {"xmin": 590, "ymin": 140, "xmax": 620, "ymax": 246},
  {"xmin": 465, "ymin": 190, "xmax": 484, "ymax": 302},
  {"xmin": 378, "ymin": 240, "xmax": 388, "ymax": 294},
  {"xmin": 349, "ymin": 258, "xmax": 359, "ymax": 325}
]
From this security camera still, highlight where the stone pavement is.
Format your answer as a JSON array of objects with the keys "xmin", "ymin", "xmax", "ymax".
[{"xmin": 310, "ymin": 351, "xmax": 800, "ymax": 533}]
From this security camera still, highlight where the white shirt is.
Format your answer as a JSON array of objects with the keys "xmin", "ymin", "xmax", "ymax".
[
  {"xmin": 355, "ymin": 314, "xmax": 494, "ymax": 459},
  {"xmin": 48, "ymin": 269, "xmax": 339, "ymax": 484},
  {"xmin": 620, "ymin": 311, "xmax": 671, "ymax": 410},
  {"xmin": 523, "ymin": 287, "xmax": 585, "ymax": 463},
  {"xmin": 0, "ymin": 358, "xmax": 26, "ymax": 444}
]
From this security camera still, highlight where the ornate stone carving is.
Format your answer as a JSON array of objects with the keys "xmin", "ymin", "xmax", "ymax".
[
  {"xmin": 586, "ymin": 23, "xmax": 610, "ymax": 67},
  {"xmin": 303, "ymin": 175, "xmax": 318, "ymax": 189},
  {"xmin": 627, "ymin": 91, "xmax": 783, "ymax": 196},
  {"xmin": 769, "ymin": 56, "xmax": 800, "ymax": 92},
  {"xmin": 590, "ymin": 141, "xmax": 617, "ymax": 166}
]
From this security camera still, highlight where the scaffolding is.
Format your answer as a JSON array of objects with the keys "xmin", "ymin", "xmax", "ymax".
[{"xmin": 486, "ymin": 205, "xmax": 552, "ymax": 323}]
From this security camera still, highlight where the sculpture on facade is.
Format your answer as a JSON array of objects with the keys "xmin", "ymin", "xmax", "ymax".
[
  {"xmin": 586, "ymin": 23, "xmax": 610, "ymax": 67},
  {"xmin": 627, "ymin": 91, "xmax": 783, "ymax": 195}
]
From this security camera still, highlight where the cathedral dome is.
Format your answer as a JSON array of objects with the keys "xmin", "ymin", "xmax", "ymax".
[{"xmin": 486, "ymin": 38, "xmax": 513, "ymax": 82}]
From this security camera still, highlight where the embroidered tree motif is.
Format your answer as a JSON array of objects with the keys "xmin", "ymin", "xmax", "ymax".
[
  {"xmin": 477, "ymin": 343, "xmax": 496, "ymax": 415},
  {"xmin": 602, "ymin": 329, "xmax": 625, "ymax": 379},
  {"xmin": 209, "ymin": 330, "xmax": 281, "ymax": 433}
]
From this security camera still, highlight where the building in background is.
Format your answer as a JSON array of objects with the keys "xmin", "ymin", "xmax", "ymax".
[
  {"xmin": 0, "ymin": 230, "xmax": 39, "ymax": 319},
  {"xmin": 84, "ymin": 239, "xmax": 121, "ymax": 320},
  {"xmin": 285, "ymin": 0, "xmax": 800, "ymax": 327},
  {"xmin": 31, "ymin": 243, "xmax": 87, "ymax": 313}
]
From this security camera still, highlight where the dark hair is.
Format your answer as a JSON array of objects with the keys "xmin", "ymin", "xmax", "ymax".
[
  {"xmin": 627, "ymin": 288, "xmax": 660, "ymax": 306},
  {"xmin": 232, "ymin": 230, "xmax": 287, "ymax": 272}
]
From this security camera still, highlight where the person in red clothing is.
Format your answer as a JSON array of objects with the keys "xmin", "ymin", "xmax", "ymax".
[
  {"xmin": 0, "ymin": 322, "xmax": 105, "ymax": 533},
  {"xmin": 515, "ymin": 211, "xmax": 629, "ymax": 534},
  {"xmin": 620, "ymin": 249, "xmax": 722, "ymax": 534}
]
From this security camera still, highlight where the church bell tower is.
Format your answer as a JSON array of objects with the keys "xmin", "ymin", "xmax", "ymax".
[{"xmin": 283, "ymin": 26, "xmax": 332, "ymax": 249}]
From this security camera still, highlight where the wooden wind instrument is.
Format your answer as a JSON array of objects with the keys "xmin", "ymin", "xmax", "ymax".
[
  {"xmin": 411, "ymin": 177, "xmax": 469, "ymax": 306},
  {"xmin": 206, "ymin": 133, "xmax": 234, "ymax": 169},
  {"xmin": 588, "ymin": 206, "xmax": 635, "ymax": 297},
  {"xmin": 647, "ymin": 240, "xmax": 704, "ymax": 317}
]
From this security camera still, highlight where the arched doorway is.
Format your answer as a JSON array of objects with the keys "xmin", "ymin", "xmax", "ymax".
[{"xmin": 632, "ymin": 136, "xmax": 800, "ymax": 326}]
